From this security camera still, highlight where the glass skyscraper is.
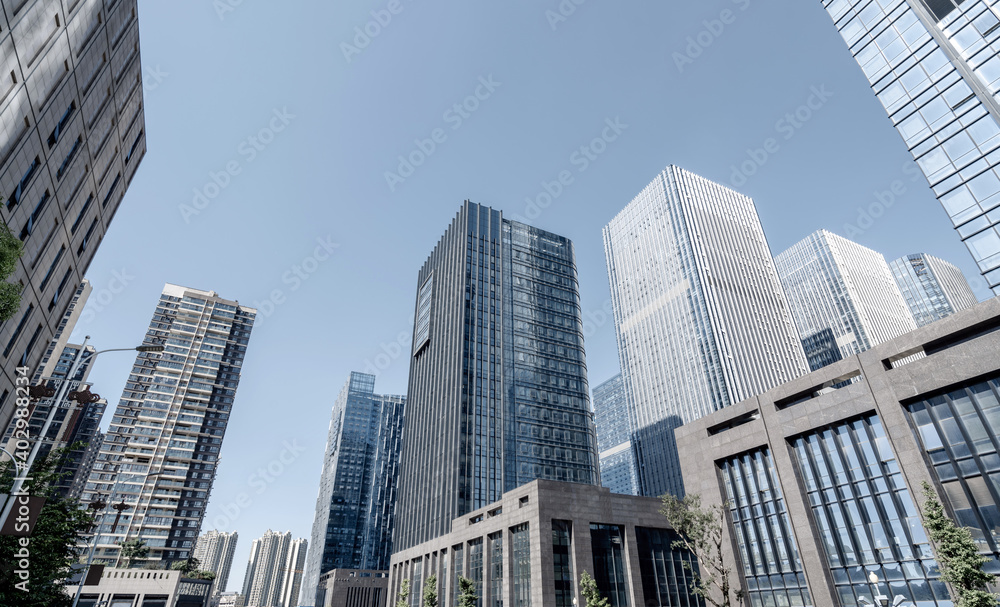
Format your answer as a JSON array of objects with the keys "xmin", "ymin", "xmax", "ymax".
[
  {"xmin": 593, "ymin": 373, "xmax": 639, "ymax": 496},
  {"xmin": 890, "ymin": 252, "xmax": 979, "ymax": 326},
  {"xmin": 822, "ymin": 0, "xmax": 1000, "ymax": 294},
  {"xmin": 301, "ymin": 372, "xmax": 405, "ymax": 607},
  {"xmin": 392, "ymin": 201, "xmax": 599, "ymax": 552},
  {"xmin": 80, "ymin": 284, "xmax": 255, "ymax": 565},
  {"xmin": 603, "ymin": 165, "xmax": 808, "ymax": 498},
  {"xmin": 775, "ymin": 230, "xmax": 917, "ymax": 371}
]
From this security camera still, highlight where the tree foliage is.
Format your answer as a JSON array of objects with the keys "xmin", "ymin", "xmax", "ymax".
[
  {"xmin": 423, "ymin": 574, "xmax": 439, "ymax": 607},
  {"xmin": 661, "ymin": 493, "xmax": 744, "ymax": 607},
  {"xmin": 118, "ymin": 538, "xmax": 149, "ymax": 568},
  {"xmin": 921, "ymin": 482, "xmax": 999, "ymax": 607},
  {"xmin": 0, "ymin": 449, "xmax": 96, "ymax": 607},
  {"xmin": 457, "ymin": 576, "xmax": 478, "ymax": 607},
  {"xmin": 170, "ymin": 557, "xmax": 200, "ymax": 574},
  {"xmin": 395, "ymin": 578, "xmax": 411, "ymax": 607},
  {"xmin": 0, "ymin": 219, "xmax": 24, "ymax": 323},
  {"xmin": 580, "ymin": 571, "xmax": 610, "ymax": 607}
]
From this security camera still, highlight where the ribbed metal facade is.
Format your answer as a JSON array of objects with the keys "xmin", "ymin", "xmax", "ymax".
[
  {"xmin": 603, "ymin": 165, "xmax": 808, "ymax": 498},
  {"xmin": 821, "ymin": 0, "xmax": 1000, "ymax": 294},
  {"xmin": 890, "ymin": 252, "xmax": 979, "ymax": 326},
  {"xmin": 775, "ymin": 230, "xmax": 917, "ymax": 370},
  {"xmin": 392, "ymin": 201, "xmax": 599, "ymax": 552}
]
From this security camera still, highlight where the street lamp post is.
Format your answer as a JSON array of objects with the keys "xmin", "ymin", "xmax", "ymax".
[
  {"xmin": 864, "ymin": 573, "xmax": 910, "ymax": 607},
  {"xmin": 0, "ymin": 339, "xmax": 163, "ymax": 531}
]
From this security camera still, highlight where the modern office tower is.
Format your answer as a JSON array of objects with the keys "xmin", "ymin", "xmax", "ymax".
[
  {"xmin": 302, "ymin": 373, "xmax": 406, "ymax": 607},
  {"xmin": 821, "ymin": 0, "xmax": 1000, "ymax": 295},
  {"xmin": 593, "ymin": 374, "xmax": 638, "ymax": 496},
  {"xmin": 243, "ymin": 530, "xmax": 305, "ymax": 607},
  {"xmin": 603, "ymin": 165, "xmax": 809, "ymax": 499},
  {"xmin": 280, "ymin": 538, "xmax": 308, "ymax": 607},
  {"xmin": 194, "ymin": 530, "xmax": 240, "ymax": 596},
  {"xmin": 890, "ymin": 253, "xmax": 979, "ymax": 326},
  {"xmin": 0, "ymin": 0, "xmax": 147, "ymax": 434},
  {"xmin": 80, "ymin": 284, "xmax": 256, "ymax": 565},
  {"xmin": 776, "ymin": 230, "xmax": 918, "ymax": 371},
  {"xmin": 678, "ymin": 297, "xmax": 1000, "ymax": 607},
  {"xmin": 392, "ymin": 201, "xmax": 600, "ymax": 552}
]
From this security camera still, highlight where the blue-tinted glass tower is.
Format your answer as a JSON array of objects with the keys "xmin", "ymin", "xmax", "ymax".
[
  {"xmin": 302, "ymin": 372, "xmax": 405, "ymax": 606},
  {"xmin": 393, "ymin": 201, "xmax": 600, "ymax": 552},
  {"xmin": 593, "ymin": 374, "xmax": 639, "ymax": 496}
]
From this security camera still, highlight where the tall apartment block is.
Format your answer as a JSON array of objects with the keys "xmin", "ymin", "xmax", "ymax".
[
  {"xmin": 80, "ymin": 284, "xmax": 255, "ymax": 565},
  {"xmin": 593, "ymin": 373, "xmax": 639, "ymax": 496},
  {"xmin": 392, "ymin": 201, "xmax": 600, "ymax": 552},
  {"xmin": 603, "ymin": 165, "xmax": 808, "ymax": 499},
  {"xmin": 822, "ymin": 0, "xmax": 1000, "ymax": 295},
  {"xmin": 890, "ymin": 252, "xmax": 979, "ymax": 326},
  {"xmin": 775, "ymin": 230, "xmax": 917, "ymax": 371},
  {"xmin": 302, "ymin": 372, "xmax": 406, "ymax": 607},
  {"xmin": 0, "ymin": 0, "xmax": 147, "ymax": 434},
  {"xmin": 242, "ymin": 530, "xmax": 306, "ymax": 607},
  {"xmin": 193, "ymin": 530, "xmax": 239, "ymax": 598},
  {"xmin": 678, "ymin": 297, "xmax": 1000, "ymax": 607}
]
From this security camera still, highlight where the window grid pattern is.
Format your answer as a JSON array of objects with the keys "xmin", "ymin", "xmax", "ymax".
[
  {"xmin": 720, "ymin": 449, "xmax": 813, "ymax": 607},
  {"xmin": 553, "ymin": 520, "xmax": 574, "ymax": 607},
  {"xmin": 590, "ymin": 524, "xmax": 630, "ymax": 607},
  {"xmin": 469, "ymin": 538, "xmax": 484, "ymax": 607},
  {"xmin": 635, "ymin": 526, "xmax": 703, "ymax": 607},
  {"xmin": 905, "ymin": 375, "xmax": 1000, "ymax": 571},
  {"xmin": 489, "ymin": 532, "xmax": 503, "ymax": 607},
  {"xmin": 791, "ymin": 414, "xmax": 950, "ymax": 607},
  {"xmin": 889, "ymin": 253, "xmax": 979, "ymax": 326},
  {"xmin": 511, "ymin": 523, "xmax": 531, "ymax": 607}
]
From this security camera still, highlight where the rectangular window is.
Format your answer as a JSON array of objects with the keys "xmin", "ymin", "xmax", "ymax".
[
  {"xmin": 511, "ymin": 524, "xmax": 531, "ymax": 607},
  {"xmin": 71, "ymin": 194, "xmax": 94, "ymax": 234},
  {"xmin": 4, "ymin": 304, "xmax": 33, "ymax": 358},
  {"xmin": 552, "ymin": 520, "xmax": 573, "ymax": 607},
  {"xmin": 20, "ymin": 190, "xmax": 51, "ymax": 240},
  {"xmin": 468, "ymin": 538, "xmax": 484, "ymax": 607},
  {"xmin": 489, "ymin": 532, "xmax": 503, "ymax": 607},
  {"xmin": 47, "ymin": 102, "xmax": 76, "ymax": 148},
  {"xmin": 78, "ymin": 218, "xmax": 98, "ymax": 256},
  {"xmin": 125, "ymin": 130, "xmax": 143, "ymax": 164},
  {"xmin": 453, "ymin": 544, "xmax": 464, "ymax": 607},
  {"xmin": 590, "ymin": 524, "xmax": 629, "ymax": 607},
  {"xmin": 414, "ymin": 274, "xmax": 433, "ymax": 355},
  {"xmin": 39, "ymin": 246, "xmax": 65, "ymax": 290},
  {"xmin": 57, "ymin": 136, "xmax": 83, "ymax": 179},
  {"xmin": 101, "ymin": 172, "xmax": 121, "ymax": 208},
  {"xmin": 6, "ymin": 156, "xmax": 40, "ymax": 209}
]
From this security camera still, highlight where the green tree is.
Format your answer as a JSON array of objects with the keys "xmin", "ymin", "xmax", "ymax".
[
  {"xmin": 171, "ymin": 557, "xmax": 200, "ymax": 575},
  {"xmin": 661, "ymin": 493, "xmax": 744, "ymax": 607},
  {"xmin": 118, "ymin": 538, "xmax": 149, "ymax": 568},
  {"xmin": 0, "ymin": 449, "xmax": 96, "ymax": 606},
  {"xmin": 423, "ymin": 574, "xmax": 439, "ymax": 607},
  {"xmin": 0, "ymin": 218, "xmax": 24, "ymax": 323},
  {"xmin": 188, "ymin": 570, "xmax": 216, "ymax": 581},
  {"xmin": 921, "ymin": 482, "xmax": 999, "ymax": 607},
  {"xmin": 395, "ymin": 578, "xmax": 411, "ymax": 607},
  {"xmin": 457, "ymin": 576, "xmax": 478, "ymax": 607},
  {"xmin": 580, "ymin": 571, "xmax": 610, "ymax": 607}
]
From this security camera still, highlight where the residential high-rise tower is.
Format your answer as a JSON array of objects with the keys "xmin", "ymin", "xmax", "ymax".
[
  {"xmin": 392, "ymin": 201, "xmax": 600, "ymax": 552},
  {"xmin": 80, "ymin": 284, "xmax": 255, "ymax": 565},
  {"xmin": 242, "ymin": 530, "xmax": 305, "ymax": 607},
  {"xmin": 301, "ymin": 372, "xmax": 405, "ymax": 606},
  {"xmin": 890, "ymin": 252, "xmax": 979, "ymax": 326},
  {"xmin": 603, "ymin": 165, "xmax": 809, "ymax": 498},
  {"xmin": 821, "ymin": 0, "xmax": 1000, "ymax": 294},
  {"xmin": 193, "ymin": 530, "xmax": 239, "ymax": 597}
]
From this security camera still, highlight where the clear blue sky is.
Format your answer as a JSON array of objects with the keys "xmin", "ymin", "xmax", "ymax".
[{"xmin": 70, "ymin": 0, "xmax": 991, "ymax": 592}]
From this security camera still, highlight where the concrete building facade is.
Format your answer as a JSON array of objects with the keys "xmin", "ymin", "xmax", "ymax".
[
  {"xmin": 74, "ymin": 568, "xmax": 212, "ymax": 607},
  {"xmin": 677, "ymin": 297, "xmax": 1000, "ymax": 607},
  {"xmin": 319, "ymin": 570, "xmax": 389, "ymax": 607}
]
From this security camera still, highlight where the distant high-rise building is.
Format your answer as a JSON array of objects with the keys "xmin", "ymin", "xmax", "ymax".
[
  {"xmin": 392, "ymin": 201, "xmax": 600, "ymax": 552},
  {"xmin": 80, "ymin": 284, "xmax": 256, "ymax": 565},
  {"xmin": 603, "ymin": 165, "xmax": 809, "ymax": 498},
  {"xmin": 593, "ymin": 374, "xmax": 638, "ymax": 496},
  {"xmin": 302, "ymin": 372, "xmax": 405, "ymax": 607},
  {"xmin": 775, "ymin": 230, "xmax": 917, "ymax": 371},
  {"xmin": 194, "ymin": 530, "xmax": 239, "ymax": 597},
  {"xmin": 890, "ymin": 253, "xmax": 979, "ymax": 326},
  {"xmin": 821, "ymin": 0, "xmax": 1000, "ymax": 295},
  {"xmin": 0, "ymin": 0, "xmax": 148, "ymax": 434},
  {"xmin": 243, "ymin": 530, "xmax": 305, "ymax": 607}
]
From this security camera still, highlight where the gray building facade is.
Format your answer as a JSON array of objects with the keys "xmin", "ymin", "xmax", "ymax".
[
  {"xmin": 821, "ymin": 0, "xmax": 1000, "ymax": 294},
  {"xmin": 393, "ymin": 201, "xmax": 600, "ymax": 552},
  {"xmin": 0, "ymin": 0, "xmax": 147, "ymax": 434},
  {"xmin": 677, "ymin": 297, "xmax": 1000, "ymax": 607},
  {"xmin": 389, "ymin": 479, "xmax": 701, "ymax": 607},
  {"xmin": 890, "ymin": 252, "xmax": 979, "ymax": 326},
  {"xmin": 302, "ymin": 372, "xmax": 405, "ymax": 607},
  {"xmin": 603, "ymin": 165, "xmax": 808, "ymax": 499},
  {"xmin": 593, "ymin": 373, "xmax": 639, "ymax": 496}
]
